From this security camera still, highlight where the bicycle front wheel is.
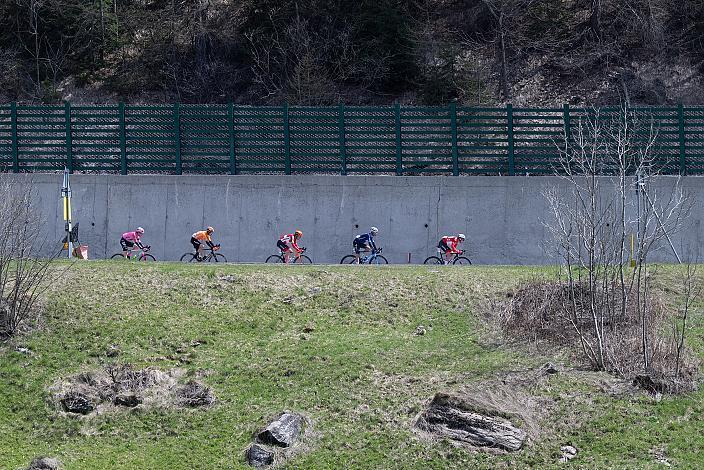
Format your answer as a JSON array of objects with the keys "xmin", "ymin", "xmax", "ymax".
[
  {"xmin": 180, "ymin": 253, "xmax": 197, "ymax": 262},
  {"xmin": 340, "ymin": 255, "xmax": 357, "ymax": 264},
  {"xmin": 110, "ymin": 253, "xmax": 126, "ymax": 260},
  {"xmin": 453, "ymin": 256, "xmax": 472, "ymax": 265},
  {"xmin": 295, "ymin": 255, "xmax": 313, "ymax": 264},
  {"xmin": 211, "ymin": 253, "xmax": 227, "ymax": 263},
  {"xmin": 423, "ymin": 256, "xmax": 443, "ymax": 265},
  {"xmin": 371, "ymin": 255, "xmax": 388, "ymax": 265},
  {"xmin": 265, "ymin": 255, "xmax": 284, "ymax": 263},
  {"xmin": 140, "ymin": 254, "xmax": 156, "ymax": 261}
]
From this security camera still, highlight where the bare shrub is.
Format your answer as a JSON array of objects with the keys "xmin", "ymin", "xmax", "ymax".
[
  {"xmin": 531, "ymin": 106, "xmax": 698, "ymax": 392},
  {"xmin": 0, "ymin": 178, "xmax": 56, "ymax": 338}
]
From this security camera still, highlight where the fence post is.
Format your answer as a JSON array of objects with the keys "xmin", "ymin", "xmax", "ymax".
[
  {"xmin": 174, "ymin": 103, "xmax": 182, "ymax": 175},
  {"xmin": 283, "ymin": 102, "xmax": 291, "ymax": 175},
  {"xmin": 678, "ymin": 104, "xmax": 686, "ymax": 176},
  {"xmin": 10, "ymin": 102, "xmax": 18, "ymax": 173},
  {"xmin": 228, "ymin": 103, "xmax": 236, "ymax": 175},
  {"xmin": 563, "ymin": 103, "xmax": 571, "ymax": 160},
  {"xmin": 507, "ymin": 103, "xmax": 515, "ymax": 176},
  {"xmin": 119, "ymin": 102, "xmax": 127, "ymax": 175},
  {"xmin": 65, "ymin": 101, "xmax": 73, "ymax": 173},
  {"xmin": 339, "ymin": 103, "xmax": 347, "ymax": 175},
  {"xmin": 395, "ymin": 102, "xmax": 402, "ymax": 176},
  {"xmin": 450, "ymin": 101, "xmax": 459, "ymax": 176}
]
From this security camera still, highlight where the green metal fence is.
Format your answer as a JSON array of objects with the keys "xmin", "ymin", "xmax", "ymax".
[{"xmin": 0, "ymin": 103, "xmax": 703, "ymax": 175}]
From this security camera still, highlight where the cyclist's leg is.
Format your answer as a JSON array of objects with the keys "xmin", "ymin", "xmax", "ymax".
[
  {"xmin": 121, "ymin": 238, "xmax": 134, "ymax": 258},
  {"xmin": 277, "ymin": 240, "xmax": 290, "ymax": 263},
  {"xmin": 191, "ymin": 237, "xmax": 202, "ymax": 260},
  {"xmin": 353, "ymin": 240, "xmax": 361, "ymax": 264}
]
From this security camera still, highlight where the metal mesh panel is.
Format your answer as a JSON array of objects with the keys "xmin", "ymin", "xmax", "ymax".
[
  {"xmin": 456, "ymin": 107, "xmax": 508, "ymax": 175},
  {"xmin": 513, "ymin": 108, "xmax": 563, "ymax": 175},
  {"xmin": 289, "ymin": 107, "xmax": 340, "ymax": 174},
  {"xmin": 685, "ymin": 107, "xmax": 704, "ymax": 175},
  {"xmin": 16, "ymin": 105, "xmax": 66, "ymax": 172},
  {"xmin": 234, "ymin": 106, "xmax": 285, "ymax": 174},
  {"xmin": 181, "ymin": 105, "xmax": 229, "ymax": 174},
  {"xmin": 400, "ymin": 107, "xmax": 452, "ymax": 174},
  {"xmin": 0, "ymin": 105, "xmax": 10, "ymax": 170},
  {"xmin": 72, "ymin": 105, "xmax": 121, "ymax": 173},
  {"xmin": 124, "ymin": 105, "xmax": 176, "ymax": 174},
  {"xmin": 344, "ymin": 106, "xmax": 396, "ymax": 174}
]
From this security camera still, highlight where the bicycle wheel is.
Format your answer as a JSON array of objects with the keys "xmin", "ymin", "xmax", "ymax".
[
  {"xmin": 110, "ymin": 253, "xmax": 126, "ymax": 260},
  {"xmin": 211, "ymin": 253, "xmax": 227, "ymax": 263},
  {"xmin": 453, "ymin": 256, "xmax": 472, "ymax": 265},
  {"xmin": 140, "ymin": 254, "xmax": 157, "ymax": 261},
  {"xmin": 265, "ymin": 255, "xmax": 284, "ymax": 263},
  {"xmin": 180, "ymin": 253, "xmax": 197, "ymax": 262},
  {"xmin": 295, "ymin": 255, "xmax": 313, "ymax": 264},
  {"xmin": 371, "ymin": 255, "xmax": 388, "ymax": 265},
  {"xmin": 423, "ymin": 256, "xmax": 443, "ymax": 265},
  {"xmin": 340, "ymin": 255, "xmax": 358, "ymax": 264}
]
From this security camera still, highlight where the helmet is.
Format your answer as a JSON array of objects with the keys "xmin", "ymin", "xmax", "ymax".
[
  {"xmin": 295, "ymin": 230, "xmax": 303, "ymax": 237},
  {"xmin": 136, "ymin": 227, "xmax": 144, "ymax": 233},
  {"xmin": 458, "ymin": 233, "xmax": 466, "ymax": 240},
  {"xmin": 206, "ymin": 226, "xmax": 214, "ymax": 233},
  {"xmin": 370, "ymin": 226, "xmax": 379, "ymax": 234}
]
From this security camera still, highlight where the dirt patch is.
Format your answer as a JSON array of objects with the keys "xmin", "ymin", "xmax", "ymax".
[{"xmin": 50, "ymin": 363, "xmax": 215, "ymax": 416}]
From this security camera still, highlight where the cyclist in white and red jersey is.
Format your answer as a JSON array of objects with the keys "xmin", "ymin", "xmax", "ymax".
[
  {"xmin": 120, "ymin": 227, "xmax": 145, "ymax": 258},
  {"xmin": 277, "ymin": 230, "xmax": 303, "ymax": 263},
  {"xmin": 438, "ymin": 233, "xmax": 465, "ymax": 264}
]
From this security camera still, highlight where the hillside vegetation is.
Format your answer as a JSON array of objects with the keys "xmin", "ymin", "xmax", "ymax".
[
  {"xmin": 1, "ymin": 263, "xmax": 703, "ymax": 469},
  {"xmin": 1, "ymin": 0, "xmax": 703, "ymax": 105}
]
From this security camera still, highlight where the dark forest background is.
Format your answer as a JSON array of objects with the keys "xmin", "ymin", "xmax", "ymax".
[{"xmin": 1, "ymin": 0, "xmax": 703, "ymax": 105}]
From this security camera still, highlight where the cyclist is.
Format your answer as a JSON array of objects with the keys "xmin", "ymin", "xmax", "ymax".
[
  {"xmin": 120, "ymin": 227, "xmax": 146, "ymax": 258},
  {"xmin": 353, "ymin": 226, "xmax": 379, "ymax": 264},
  {"xmin": 191, "ymin": 226, "xmax": 215, "ymax": 261},
  {"xmin": 438, "ymin": 233, "xmax": 466, "ymax": 264},
  {"xmin": 277, "ymin": 230, "xmax": 304, "ymax": 263}
]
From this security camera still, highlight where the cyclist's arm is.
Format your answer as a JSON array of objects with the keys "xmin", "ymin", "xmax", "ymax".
[
  {"xmin": 369, "ymin": 236, "xmax": 377, "ymax": 251},
  {"xmin": 291, "ymin": 238, "xmax": 301, "ymax": 252}
]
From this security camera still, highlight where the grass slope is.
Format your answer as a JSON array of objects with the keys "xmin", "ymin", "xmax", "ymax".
[{"xmin": 0, "ymin": 263, "xmax": 702, "ymax": 469}]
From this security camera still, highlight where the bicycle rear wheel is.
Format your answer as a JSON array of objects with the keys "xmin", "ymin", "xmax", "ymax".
[
  {"xmin": 453, "ymin": 256, "xmax": 472, "ymax": 265},
  {"xmin": 340, "ymin": 255, "xmax": 357, "ymax": 264},
  {"xmin": 423, "ymin": 256, "xmax": 443, "ymax": 265},
  {"xmin": 371, "ymin": 255, "xmax": 388, "ymax": 265},
  {"xmin": 140, "ymin": 254, "xmax": 156, "ymax": 261},
  {"xmin": 295, "ymin": 255, "xmax": 313, "ymax": 264},
  {"xmin": 180, "ymin": 253, "xmax": 197, "ymax": 262},
  {"xmin": 265, "ymin": 255, "xmax": 284, "ymax": 263},
  {"xmin": 110, "ymin": 253, "xmax": 126, "ymax": 260},
  {"xmin": 211, "ymin": 253, "xmax": 227, "ymax": 263}
]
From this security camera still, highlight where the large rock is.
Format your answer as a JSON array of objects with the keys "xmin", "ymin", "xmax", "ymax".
[
  {"xmin": 26, "ymin": 457, "xmax": 61, "ymax": 470},
  {"xmin": 257, "ymin": 412, "xmax": 303, "ymax": 448},
  {"xmin": 60, "ymin": 391, "xmax": 95, "ymax": 415},
  {"xmin": 245, "ymin": 444, "xmax": 275, "ymax": 467},
  {"xmin": 416, "ymin": 393, "xmax": 526, "ymax": 452}
]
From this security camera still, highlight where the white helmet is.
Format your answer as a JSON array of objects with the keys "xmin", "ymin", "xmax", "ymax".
[
  {"xmin": 136, "ymin": 227, "xmax": 145, "ymax": 233},
  {"xmin": 370, "ymin": 226, "xmax": 379, "ymax": 234},
  {"xmin": 458, "ymin": 233, "xmax": 466, "ymax": 240}
]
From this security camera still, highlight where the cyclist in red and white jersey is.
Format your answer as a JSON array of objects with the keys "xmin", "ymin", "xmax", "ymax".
[
  {"xmin": 438, "ymin": 233, "xmax": 466, "ymax": 264},
  {"xmin": 277, "ymin": 230, "xmax": 303, "ymax": 263}
]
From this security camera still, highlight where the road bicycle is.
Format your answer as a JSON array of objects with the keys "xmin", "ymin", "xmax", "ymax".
[
  {"xmin": 110, "ymin": 245, "xmax": 156, "ymax": 261},
  {"xmin": 423, "ymin": 250, "xmax": 471, "ymax": 265},
  {"xmin": 340, "ymin": 248, "xmax": 388, "ymax": 265},
  {"xmin": 180, "ymin": 245, "xmax": 227, "ymax": 263},
  {"xmin": 265, "ymin": 247, "xmax": 312, "ymax": 264}
]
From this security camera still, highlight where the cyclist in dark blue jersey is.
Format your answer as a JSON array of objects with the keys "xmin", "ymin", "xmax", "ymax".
[{"xmin": 353, "ymin": 226, "xmax": 379, "ymax": 264}]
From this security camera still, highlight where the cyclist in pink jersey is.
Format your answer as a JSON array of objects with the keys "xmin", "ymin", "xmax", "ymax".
[{"xmin": 120, "ymin": 227, "xmax": 145, "ymax": 258}]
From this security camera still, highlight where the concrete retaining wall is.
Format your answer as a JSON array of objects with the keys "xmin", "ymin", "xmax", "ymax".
[{"xmin": 6, "ymin": 174, "xmax": 703, "ymax": 264}]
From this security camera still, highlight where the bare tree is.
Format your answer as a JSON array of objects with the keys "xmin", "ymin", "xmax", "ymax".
[
  {"xmin": 0, "ymin": 178, "xmax": 57, "ymax": 338},
  {"xmin": 543, "ymin": 106, "xmax": 691, "ymax": 376}
]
